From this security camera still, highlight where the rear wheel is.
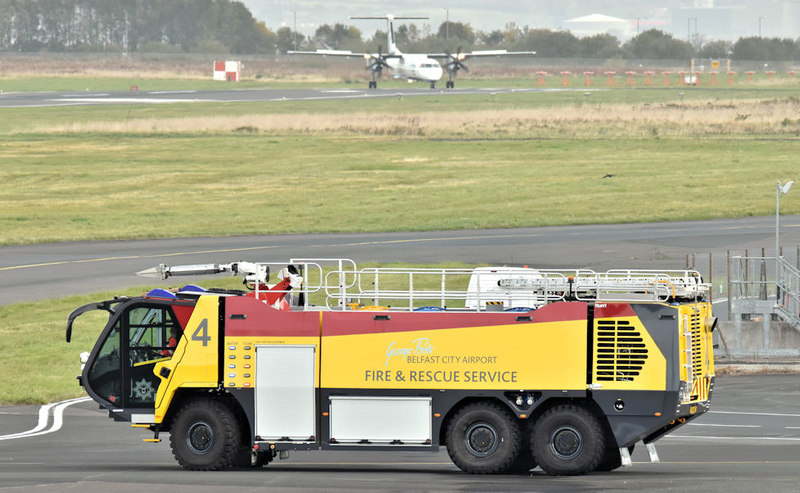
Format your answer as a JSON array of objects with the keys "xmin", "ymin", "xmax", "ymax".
[
  {"xmin": 445, "ymin": 402, "xmax": 521, "ymax": 474},
  {"xmin": 531, "ymin": 404, "xmax": 605, "ymax": 476},
  {"xmin": 170, "ymin": 399, "xmax": 241, "ymax": 470}
]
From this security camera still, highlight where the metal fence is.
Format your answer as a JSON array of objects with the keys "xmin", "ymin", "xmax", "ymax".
[{"xmin": 685, "ymin": 246, "xmax": 800, "ymax": 359}]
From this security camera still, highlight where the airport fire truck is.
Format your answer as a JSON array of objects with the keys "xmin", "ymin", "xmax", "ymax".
[{"xmin": 66, "ymin": 259, "xmax": 715, "ymax": 475}]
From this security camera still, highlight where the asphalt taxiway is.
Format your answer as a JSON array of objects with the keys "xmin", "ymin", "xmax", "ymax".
[
  {"xmin": 0, "ymin": 86, "xmax": 569, "ymax": 108},
  {"xmin": 2, "ymin": 216, "xmax": 799, "ymax": 307},
  {"xmin": 1, "ymin": 375, "xmax": 798, "ymax": 492}
]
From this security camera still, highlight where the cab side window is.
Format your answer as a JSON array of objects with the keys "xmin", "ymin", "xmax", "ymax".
[{"xmin": 128, "ymin": 307, "xmax": 179, "ymax": 364}]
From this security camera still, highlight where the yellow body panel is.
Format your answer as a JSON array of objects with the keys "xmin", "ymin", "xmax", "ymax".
[
  {"xmin": 321, "ymin": 320, "xmax": 588, "ymax": 390},
  {"xmin": 153, "ymin": 296, "xmax": 220, "ymax": 423}
]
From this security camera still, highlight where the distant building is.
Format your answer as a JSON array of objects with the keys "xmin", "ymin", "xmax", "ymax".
[{"xmin": 564, "ymin": 13, "xmax": 633, "ymax": 39}]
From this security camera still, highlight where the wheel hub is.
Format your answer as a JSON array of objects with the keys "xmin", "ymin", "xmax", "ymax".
[
  {"xmin": 187, "ymin": 421, "xmax": 214, "ymax": 455},
  {"xmin": 550, "ymin": 425, "xmax": 582, "ymax": 459},
  {"xmin": 465, "ymin": 422, "xmax": 499, "ymax": 457}
]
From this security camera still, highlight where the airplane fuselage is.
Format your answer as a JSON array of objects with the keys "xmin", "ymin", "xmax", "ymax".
[{"xmin": 387, "ymin": 54, "xmax": 443, "ymax": 83}]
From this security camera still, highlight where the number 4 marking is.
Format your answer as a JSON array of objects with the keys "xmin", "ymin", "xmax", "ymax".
[{"xmin": 192, "ymin": 318, "xmax": 211, "ymax": 346}]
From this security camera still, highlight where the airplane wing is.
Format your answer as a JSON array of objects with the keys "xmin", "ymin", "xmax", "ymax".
[
  {"xmin": 288, "ymin": 49, "xmax": 402, "ymax": 59},
  {"xmin": 427, "ymin": 49, "xmax": 537, "ymax": 60},
  {"xmin": 287, "ymin": 49, "xmax": 366, "ymax": 57}
]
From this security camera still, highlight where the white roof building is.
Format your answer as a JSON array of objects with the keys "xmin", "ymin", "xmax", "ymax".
[{"xmin": 565, "ymin": 13, "xmax": 635, "ymax": 39}]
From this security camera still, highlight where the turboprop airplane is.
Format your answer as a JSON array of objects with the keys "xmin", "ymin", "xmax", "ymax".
[{"xmin": 289, "ymin": 15, "xmax": 536, "ymax": 89}]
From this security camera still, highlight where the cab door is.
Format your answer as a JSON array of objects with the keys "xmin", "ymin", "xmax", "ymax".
[
  {"xmin": 124, "ymin": 304, "xmax": 181, "ymax": 408},
  {"xmin": 84, "ymin": 301, "xmax": 182, "ymax": 414}
]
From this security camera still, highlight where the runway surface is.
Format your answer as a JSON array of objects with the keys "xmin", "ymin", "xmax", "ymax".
[
  {"xmin": 2, "ymin": 215, "xmax": 799, "ymax": 307},
  {"xmin": 0, "ymin": 86, "xmax": 570, "ymax": 108},
  {"xmin": 1, "ymin": 375, "xmax": 798, "ymax": 492}
]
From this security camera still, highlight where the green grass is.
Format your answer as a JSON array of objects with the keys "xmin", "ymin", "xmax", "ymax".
[
  {"xmin": 1, "ymin": 86, "xmax": 799, "ymax": 246},
  {"xmin": 1, "ymin": 132, "xmax": 798, "ymax": 245}
]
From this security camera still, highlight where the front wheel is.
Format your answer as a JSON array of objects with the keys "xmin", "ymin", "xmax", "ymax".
[
  {"xmin": 531, "ymin": 404, "xmax": 605, "ymax": 476},
  {"xmin": 445, "ymin": 402, "xmax": 521, "ymax": 474},
  {"xmin": 170, "ymin": 398, "xmax": 242, "ymax": 470}
]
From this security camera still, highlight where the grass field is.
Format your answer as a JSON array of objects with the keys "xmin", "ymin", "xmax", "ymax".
[
  {"xmin": 1, "ymin": 72, "xmax": 799, "ymax": 403},
  {"xmin": 1, "ymin": 86, "xmax": 799, "ymax": 246}
]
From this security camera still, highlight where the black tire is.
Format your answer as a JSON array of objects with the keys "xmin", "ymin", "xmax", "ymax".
[
  {"xmin": 170, "ymin": 398, "xmax": 242, "ymax": 470},
  {"xmin": 504, "ymin": 422, "xmax": 537, "ymax": 474},
  {"xmin": 531, "ymin": 404, "xmax": 605, "ymax": 476},
  {"xmin": 445, "ymin": 402, "xmax": 521, "ymax": 474}
]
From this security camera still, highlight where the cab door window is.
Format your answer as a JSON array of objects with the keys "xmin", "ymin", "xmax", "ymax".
[{"xmin": 125, "ymin": 306, "xmax": 180, "ymax": 407}]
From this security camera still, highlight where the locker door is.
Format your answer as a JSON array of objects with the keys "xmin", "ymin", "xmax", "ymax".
[{"xmin": 255, "ymin": 345, "xmax": 315, "ymax": 440}]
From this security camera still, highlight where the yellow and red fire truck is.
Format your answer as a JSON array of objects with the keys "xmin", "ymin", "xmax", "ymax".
[{"xmin": 66, "ymin": 259, "xmax": 715, "ymax": 475}]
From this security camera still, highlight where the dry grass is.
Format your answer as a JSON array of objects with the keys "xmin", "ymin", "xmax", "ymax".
[{"xmin": 27, "ymin": 97, "xmax": 800, "ymax": 138}]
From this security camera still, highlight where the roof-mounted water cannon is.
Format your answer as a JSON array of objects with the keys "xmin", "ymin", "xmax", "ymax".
[{"xmin": 137, "ymin": 261, "xmax": 270, "ymax": 287}]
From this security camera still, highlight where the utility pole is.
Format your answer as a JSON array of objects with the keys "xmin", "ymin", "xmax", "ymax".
[
  {"xmin": 759, "ymin": 16, "xmax": 765, "ymax": 37},
  {"xmin": 776, "ymin": 180, "xmax": 794, "ymax": 300},
  {"xmin": 445, "ymin": 8, "xmax": 449, "ymax": 40}
]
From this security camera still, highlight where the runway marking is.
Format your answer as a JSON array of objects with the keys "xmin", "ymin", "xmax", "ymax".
[
  {"xmin": 320, "ymin": 232, "xmax": 543, "ymax": 248},
  {"xmin": 51, "ymin": 98, "xmax": 215, "ymax": 104},
  {"xmin": 0, "ymin": 232, "xmax": 543, "ymax": 272},
  {"xmin": 710, "ymin": 410, "xmax": 800, "ymax": 417},
  {"xmin": 0, "ymin": 397, "xmax": 90, "ymax": 441},
  {"xmin": 0, "ymin": 245, "xmax": 281, "ymax": 271},
  {"xmin": 686, "ymin": 423, "xmax": 761, "ymax": 428},
  {"xmin": 664, "ymin": 435, "xmax": 800, "ymax": 442}
]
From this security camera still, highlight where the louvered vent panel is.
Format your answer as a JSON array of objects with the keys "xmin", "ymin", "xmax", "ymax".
[
  {"xmin": 690, "ymin": 312, "xmax": 703, "ymax": 380},
  {"xmin": 595, "ymin": 319, "xmax": 649, "ymax": 382}
]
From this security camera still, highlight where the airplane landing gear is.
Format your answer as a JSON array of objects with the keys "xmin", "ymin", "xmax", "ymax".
[
  {"xmin": 430, "ymin": 81, "xmax": 436, "ymax": 89},
  {"xmin": 368, "ymin": 80, "xmax": 377, "ymax": 89},
  {"xmin": 446, "ymin": 80, "xmax": 455, "ymax": 89}
]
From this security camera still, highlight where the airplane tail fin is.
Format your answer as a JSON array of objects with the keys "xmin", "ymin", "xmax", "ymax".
[
  {"xmin": 351, "ymin": 15, "xmax": 428, "ymax": 55},
  {"xmin": 387, "ymin": 19, "xmax": 399, "ymax": 54}
]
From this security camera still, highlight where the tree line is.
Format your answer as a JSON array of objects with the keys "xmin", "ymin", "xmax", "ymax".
[
  {"xmin": 1, "ymin": 0, "xmax": 798, "ymax": 61},
  {"xmin": 0, "ymin": 0, "xmax": 275, "ymax": 53}
]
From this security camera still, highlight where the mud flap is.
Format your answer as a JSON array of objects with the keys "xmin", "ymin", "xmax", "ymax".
[
  {"xmin": 646, "ymin": 442, "xmax": 660, "ymax": 463},
  {"xmin": 619, "ymin": 447, "xmax": 632, "ymax": 467}
]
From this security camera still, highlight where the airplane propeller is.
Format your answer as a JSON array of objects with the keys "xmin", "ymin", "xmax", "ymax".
[
  {"xmin": 365, "ymin": 44, "xmax": 389, "ymax": 75},
  {"xmin": 444, "ymin": 47, "xmax": 469, "ymax": 75}
]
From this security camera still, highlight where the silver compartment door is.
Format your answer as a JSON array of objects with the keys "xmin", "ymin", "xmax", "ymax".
[
  {"xmin": 255, "ymin": 345, "xmax": 315, "ymax": 441},
  {"xmin": 330, "ymin": 396, "xmax": 432, "ymax": 445}
]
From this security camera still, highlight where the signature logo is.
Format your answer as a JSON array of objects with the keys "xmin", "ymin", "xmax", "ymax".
[{"xmin": 385, "ymin": 337, "xmax": 433, "ymax": 366}]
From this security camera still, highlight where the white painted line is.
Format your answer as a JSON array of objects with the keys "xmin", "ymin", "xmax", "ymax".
[
  {"xmin": 664, "ymin": 435, "xmax": 800, "ymax": 442},
  {"xmin": 0, "ymin": 397, "xmax": 91, "ymax": 441},
  {"xmin": 687, "ymin": 423, "xmax": 761, "ymax": 428},
  {"xmin": 51, "ymin": 98, "xmax": 214, "ymax": 104},
  {"xmin": 710, "ymin": 410, "xmax": 800, "ymax": 418}
]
